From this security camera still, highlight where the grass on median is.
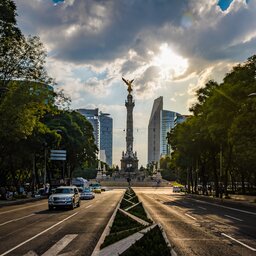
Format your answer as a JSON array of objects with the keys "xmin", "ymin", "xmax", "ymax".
[
  {"xmin": 120, "ymin": 225, "xmax": 170, "ymax": 256},
  {"xmin": 100, "ymin": 209, "xmax": 145, "ymax": 249}
]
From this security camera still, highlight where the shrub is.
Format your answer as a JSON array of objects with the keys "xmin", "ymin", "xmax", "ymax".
[
  {"xmin": 128, "ymin": 202, "xmax": 152, "ymax": 223},
  {"xmin": 121, "ymin": 225, "xmax": 170, "ymax": 256}
]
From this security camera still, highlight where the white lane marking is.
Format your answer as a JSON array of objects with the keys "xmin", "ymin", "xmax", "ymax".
[
  {"xmin": 193, "ymin": 199, "xmax": 256, "ymax": 216},
  {"xmin": 224, "ymin": 215, "xmax": 243, "ymax": 222},
  {"xmin": 221, "ymin": 233, "xmax": 256, "ymax": 251},
  {"xmin": 85, "ymin": 205, "xmax": 92, "ymax": 209},
  {"xmin": 41, "ymin": 234, "xmax": 78, "ymax": 256},
  {"xmin": 0, "ymin": 213, "xmax": 35, "ymax": 226},
  {"xmin": 0, "ymin": 212, "xmax": 78, "ymax": 256},
  {"xmin": 0, "ymin": 202, "xmax": 47, "ymax": 215},
  {"xmin": 198, "ymin": 206, "xmax": 207, "ymax": 210},
  {"xmin": 185, "ymin": 213, "xmax": 197, "ymax": 220}
]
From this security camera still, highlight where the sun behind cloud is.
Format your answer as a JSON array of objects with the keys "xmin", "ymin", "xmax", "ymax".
[{"xmin": 152, "ymin": 43, "xmax": 188, "ymax": 80}]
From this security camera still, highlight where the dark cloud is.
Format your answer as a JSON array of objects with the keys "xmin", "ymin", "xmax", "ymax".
[
  {"xmin": 15, "ymin": 0, "xmax": 187, "ymax": 63},
  {"xmin": 15, "ymin": 0, "xmax": 256, "ymax": 79}
]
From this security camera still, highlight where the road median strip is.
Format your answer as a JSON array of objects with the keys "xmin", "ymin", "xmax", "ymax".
[{"xmin": 92, "ymin": 187, "xmax": 174, "ymax": 256}]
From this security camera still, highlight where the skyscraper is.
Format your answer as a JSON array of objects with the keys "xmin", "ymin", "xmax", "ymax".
[
  {"xmin": 148, "ymin": 97, "xmax": 180, "ymax": 164},
  {"xmin": 160, "ymin": 110, "xmax": 177, "ymax": 157},
  {"xmin": 77, "ymin": 108, "xmax": 113, "ymax": 166},
  {"xmin": 99, "ymin": 112, "xmax": 113, "ymax": 166},
  {"xmin": 148, "ymin": 96, "xmax": 163, "ymax": 164},
  {"xmin": 77, "ymin": 108, "xmax": 100, "ymax": 149}
]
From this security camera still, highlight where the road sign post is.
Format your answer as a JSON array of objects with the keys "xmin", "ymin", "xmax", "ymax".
[{"xmin": 50, "ymin": 150, "xmax": 67, "ymax": 179}]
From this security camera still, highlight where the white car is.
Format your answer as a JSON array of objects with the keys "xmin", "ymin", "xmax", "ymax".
[
  {"xmin": 48, "ymin": 186, "xmax": 80, "ymax": 210},
  {"xmin": 80, "ymin": 188, "xmax": 95, "ymax": 200}
]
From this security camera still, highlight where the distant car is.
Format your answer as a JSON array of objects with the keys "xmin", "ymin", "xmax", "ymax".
[
  {"xmin": 48, "ymin": 186, "xmax": 80, "ymax": 210},
  {"xmin": 173, "ymin": 186, "xmax": 182, "ymax": 192},
  {"xmin": 80, "ymin": 188, "xmax": 95, "ymax": 200},
  {"xmin": 90, "ymin": 183, "xmax": 102, "ymax": 193}
]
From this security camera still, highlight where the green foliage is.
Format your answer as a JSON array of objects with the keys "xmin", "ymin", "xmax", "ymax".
[
  {"xmin": 120, "ymin": 198, "xmax": 133, "ymax": 209},
  {"xmin": 167, "ymin": 55, "xmax": 256, "ymax": 195},
  {"xmin": 110, "ymin": 210, "xmax": 144, "ymax": 233},
  {"xmin": 100, "ymin": 209, "xmax": 144, "ymax": 248},
  {"xmin": 121, "ymin": 225, "xmax": 170, "ymax": 256},
  {"xmin": 128, "ymin": 202, "xmax": 152, "ymax": 223},
  {"xmin": 72, "ymin": 168, "xmax": 97, "ymax": 180},
  {"xmin": 129, "ymin": 195, "xmax": 139, "ymax": 204},
  {"xmin": 101, "ymin": 226, "xmax": 143, "ymax": 249},
  {"xmin": 0, "ymin": 1, "xmax": 97, "ymax": 188}
]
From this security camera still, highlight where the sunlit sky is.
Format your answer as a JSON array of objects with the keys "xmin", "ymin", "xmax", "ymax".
[{"xmin": 15, "ymin": 0, "xmax": 256, "ymax": 166}]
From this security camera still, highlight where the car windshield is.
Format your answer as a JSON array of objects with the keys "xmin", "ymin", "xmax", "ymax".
[
  {"xmin": 83, "ymin": 188, "xmax": 91, "ymax": 192},
  {"xmin": 55, "ymin": 188, "xmax": 74, "ymax": 194}
]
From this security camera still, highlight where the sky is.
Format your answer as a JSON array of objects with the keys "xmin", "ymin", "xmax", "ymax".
[{"xmin": 14, "ymin": 0, "xmax": 256, "ymax": 167}]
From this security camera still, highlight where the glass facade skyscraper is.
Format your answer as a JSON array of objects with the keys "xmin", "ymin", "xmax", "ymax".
[
  {"xmin": 148, "ymin": 97, "xmax": 180, "ymax": 164},
  {"xmin": 160, "ymin": 110, "xmax": 177, "ymax": 157},
  {"xmin": 77, "ymin": 108, "xmax": 100, "ymax": 149},
  {"xmin": 77, "ymin": 108, "xmax": 113, "ymax": 166}
]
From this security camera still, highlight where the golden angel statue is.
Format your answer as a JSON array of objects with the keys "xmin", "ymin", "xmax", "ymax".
[{"xmin": 122, "ymin": 77, "xmax": 134, "ymax": 94}]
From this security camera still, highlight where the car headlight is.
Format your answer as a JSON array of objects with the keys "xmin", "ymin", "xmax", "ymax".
[{"xmin": 48, "ymin": 197, "xmax": 53, "ymax": 202}]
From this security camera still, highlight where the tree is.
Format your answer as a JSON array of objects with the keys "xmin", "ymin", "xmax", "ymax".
[
  {"xmin": 0, "ymin": 81, "xmax": 56, "ymax": 186},
  {"xmin": 44, "ymin": 110, "xmax": 98, "ymax": 181},
  {"xmin": 168, "ymin": 55, "xmax": 256, "ymax": 196},
  {"xmin": 0, "ymin": 0, "xmax": 54, "ymax": 88}
]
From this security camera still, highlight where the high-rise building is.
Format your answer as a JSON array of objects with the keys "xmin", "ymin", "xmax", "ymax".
[
  {"xmin": 148, "ymin": 97, "xmax": 180, "ymax": 164},
  {"xmin": 77, "ymin": 108, "xmax": 100, "ymax": 149},
  {"xmin": 148, "ymin": 97, "xmax": 163, "ymax": 164},
  {"xmin": 160, "ymin": 110, "xmax": 177, "ymax": 157},
  {"xmin": 76, "ymin": 108, "xmax": 113, "ymax": 166},
  {"xmin": 99, "ymin": 112, "xmax": 113, "ymax": 166}
]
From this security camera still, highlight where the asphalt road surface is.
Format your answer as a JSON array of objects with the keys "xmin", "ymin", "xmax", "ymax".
[
  {"xmin": 134, "ymin": 187, "xmax": 256, "ymax": 256},
  {"xmin": 0, "ymin": 189, "xmax": 124, "ymax": 256}
]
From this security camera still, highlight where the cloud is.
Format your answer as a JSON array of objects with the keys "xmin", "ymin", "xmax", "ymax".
[{"xmin": 14, "ymin": 0, "xmax": 256, "ymax": 165}]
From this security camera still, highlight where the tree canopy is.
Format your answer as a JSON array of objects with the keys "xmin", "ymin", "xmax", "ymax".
[
  {"xmin": 0, "ymin": 0, "xmax": 98, "ymax": 190},
  {"xmin": 168, "ymin": 55, "xmax": 256, "ymax": 196}
]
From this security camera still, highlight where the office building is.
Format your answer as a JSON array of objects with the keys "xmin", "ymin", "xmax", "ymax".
[
  {"xmin": 160, "ymin": 110, "xmax": 177, "ymax": 157},
  {"xmin": 77, "ymin": 108, "xmax": 113, "ymax": 166},
  {"xmin": 148, "ymin": 97, "xmax": 163, "ymax": 164},
  {"xmin": 99, "ymin": 112, "xmax": 113, "ymax": 166},
  {"xmin": 77, "ymin": 108, "xmax": 100, "ymax": 149},
  {"xmin": 148, "ymin": 97, "xmax": 180, "ymax": 164}
]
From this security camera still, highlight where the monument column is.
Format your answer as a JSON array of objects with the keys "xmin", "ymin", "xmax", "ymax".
[
  {"xmin": 120, "ymin": 77, "xmax": 139, "ymax": 173},
  {"xmin": 126, "ymin": 94, "xmax": 134, "ymax": 153}
]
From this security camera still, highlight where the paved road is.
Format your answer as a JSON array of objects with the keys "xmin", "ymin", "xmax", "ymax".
[
  {"xmin": 134, "ymin": 187, "xmax": 256, "ymax": 256},
  {"xmin": 0, "ymin": 189, "xmax": 124, "ymax": 256}
]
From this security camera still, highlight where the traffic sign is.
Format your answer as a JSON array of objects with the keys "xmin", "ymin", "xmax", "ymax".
[{"xmin": 50, "ymin": 150, "xmax": 66, "ymax": 161}]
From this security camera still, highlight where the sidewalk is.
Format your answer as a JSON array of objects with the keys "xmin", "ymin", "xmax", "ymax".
[
  {"xmin": 0, "ymin": 195, "xmax": 47, "ymax": 207},
  {"xmin": 186, "ymin": 193, "xmax": 256, "ymax": 208}
]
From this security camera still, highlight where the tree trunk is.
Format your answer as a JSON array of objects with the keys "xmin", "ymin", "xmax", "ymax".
[{"xmin": 212, "ymin": 154, "xmax": 219, "ymax": 197}]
